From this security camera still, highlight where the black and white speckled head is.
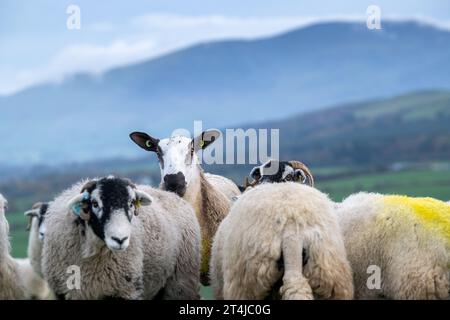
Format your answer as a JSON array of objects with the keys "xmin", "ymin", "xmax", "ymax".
[
  {"xmin": 25, "ymin": 202, "xmax": 49, "ymax": 241},
  {"xmin": 130, "ymin": 130, "xmax": 220, "ymax": 197},
  {"xmin": 68, "ymin": 176, "xmax": 152, "ymax": 252},
  {"xmin": 249, "ymin": 160, "xmax": 314, "ymax": 186}
]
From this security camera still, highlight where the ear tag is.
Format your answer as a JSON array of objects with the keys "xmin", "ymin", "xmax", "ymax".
[
  {"xmin": 82, "ymin": 192, "xmax": 90, "ymax": 201},
  {"xmin": 72, "ymin": 203, "xmax": 82, "ymax": 217},
  {"xmin": 146, "ymin": 140, "xmax": 152, "ymax": 148},
  {"xmin": 136, "ymin": 200, "xmax": 141, "ymax": 209},
  {"xmin": 73, "ymin": 192, "xmax": 90, "ymax": 217},
  {"xmin": 199, "ymin": 140, "xmax": 205, "ymax": 148}
]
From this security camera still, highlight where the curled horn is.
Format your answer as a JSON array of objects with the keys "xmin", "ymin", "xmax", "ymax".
[{"xmin": 289, "ymin": 161, "xmax": 315, "ymax": 187}]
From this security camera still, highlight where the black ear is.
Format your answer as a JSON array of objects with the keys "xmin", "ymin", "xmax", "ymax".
[
  {"xmin": 192, "ymin": 129, "xmax": 221, "ymax": 151},
  {"xmin": 250, "ymin": 166, "xmax": 262, "ymax": 180},
  {"xmin": 130, "ymin": 132, "xmax": 160, "ymax": 152}
]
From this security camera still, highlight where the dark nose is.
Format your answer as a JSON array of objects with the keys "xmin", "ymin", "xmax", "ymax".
[
  {"xmin": 163, "ymin": 172, "xmax": 187, "ymax": 196},
  {"xmin": 111, "ymin": 236, "xmax": 129, "ymax": 245}
]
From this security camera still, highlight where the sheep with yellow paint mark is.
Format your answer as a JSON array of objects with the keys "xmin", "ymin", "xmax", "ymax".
[{"xmin": 336, "ymin": 193, "xmax": 449, "ymax": 299}]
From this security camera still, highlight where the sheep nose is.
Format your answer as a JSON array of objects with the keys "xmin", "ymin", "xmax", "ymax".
[
  {"xmin": 163, "ymin": 172, "xmax": 186, "ymax": 196},
  {"xmin": 111, "ymin": 236, "xmax": 128, "ymax": 245}
]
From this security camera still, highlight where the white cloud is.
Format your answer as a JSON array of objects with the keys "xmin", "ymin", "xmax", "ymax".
[
  {"xmin": 2, "ymin": 13, "xmax": 450, "ymax": 96},
  {"xmin": 0, "ymin": 40, "xmax": 155, "ymax": 95}
]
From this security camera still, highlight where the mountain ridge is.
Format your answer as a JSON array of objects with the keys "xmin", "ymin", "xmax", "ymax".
[{"xmin": 1, "ymin": 20, "xmax": 450, "ymax": 164}]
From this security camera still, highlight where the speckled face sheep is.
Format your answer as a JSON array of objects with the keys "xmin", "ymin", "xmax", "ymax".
[
  {"xmin": 42, "ymin": 177, "xmax": 201, "ymax": 300},
  {"xmin": 130, "ymin": 130, "xmax": 240, "ymax": 285},
  {"xmin": 248, "ymin": 159, "xmax": 314, "ymax": 187}
]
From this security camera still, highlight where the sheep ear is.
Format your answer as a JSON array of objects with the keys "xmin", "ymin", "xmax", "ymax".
[
  {"xmin": 136, "ymin": 190, "xmax": 152, "ymax": 206},
  {"xmin": 192, "ymin": 129, "xmax": 221, "ymax": 151},
  {"xmin": 130, "ymin": 132, "xmax": 160, "ymax": 152},
  {"xmin": 68, "ymin": 193, "xmax": 90, "ymax": 220},
  {"xmin": 24, "ymin": 208, "xmax": 40, "ymax": 218},
  {"xmin": 25, "ymin": 208, "xmax": 40, "ymax": 231},
  {"xmin": 250, "ymin": 166, "xmax": 262, "ymax": 180}
]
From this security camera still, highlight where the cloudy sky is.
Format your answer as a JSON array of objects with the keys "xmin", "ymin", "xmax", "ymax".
[{"xmin": 1, "ymin": 0, "xmax": 449, "ymax": 96}]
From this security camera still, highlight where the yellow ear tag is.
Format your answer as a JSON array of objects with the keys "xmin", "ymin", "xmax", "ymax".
[
  {"xmin": 145, "ymin": 140, "xmax": 152, "ymax": 148},
  {"xmin": 199, "ymin": 140, "xmax": 205, "ymax": 148},
  {"xmin": 135, "ymin": 200, "xmax": 141, "ymax": 209}
]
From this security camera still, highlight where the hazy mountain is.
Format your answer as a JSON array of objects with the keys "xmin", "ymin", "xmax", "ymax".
[
  {"xmin": 1, "ymin": 20, "xmax": 450, "ymax": 165},
  {"xmin": 261, "ymin": 90, "xmax": 450, "ymax": 166}
]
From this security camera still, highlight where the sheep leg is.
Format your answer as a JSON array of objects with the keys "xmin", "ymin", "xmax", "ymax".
[{"xmin": 279, "ymin": 223, "xmax": 313, "ymax": 300}]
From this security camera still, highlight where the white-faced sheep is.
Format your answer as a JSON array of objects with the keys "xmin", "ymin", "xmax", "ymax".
[
  {"xmin": 210, "ymin": 181, "xmax": 354, "ymax": 300},
  {"xmin": 0, "ymin": 193, "xmax": 27, "ymax": 300},
  {"xmin": 130, "ymin": 130, "xmax": 240, "ymax": 284},
  {"xmin": 247, "ymin": 160, "xmax": 450, "ymax": 300},
  {"xmin": 42, "ymin": 177, "xmax": 201, "ymax": 300}
]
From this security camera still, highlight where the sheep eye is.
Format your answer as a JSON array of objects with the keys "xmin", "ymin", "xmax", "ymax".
[
  {"xmin": 285, "ymin": 176, "xmax": 292, "ymax": 181},
  {"xmin": 130, "ymin": 202, "xmax": 134, "ymax": 208},
  {"xmin": 92, "ymin": 201, "xmax": 99, "ymax": 208}
]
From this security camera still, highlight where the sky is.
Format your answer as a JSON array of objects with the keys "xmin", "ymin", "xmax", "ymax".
[{"xmin": 1, "ymin": 0, "xmax": 450, "ymax": 96}]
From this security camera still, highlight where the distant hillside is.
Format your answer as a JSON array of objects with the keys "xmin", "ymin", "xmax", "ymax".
[
  {"xmin": 261, "ymin": 90, "xmax": 450, "ymax": 166},
  {"xmin": 1, "ymin": 21, "xmax": 450, "ymax": 164}
]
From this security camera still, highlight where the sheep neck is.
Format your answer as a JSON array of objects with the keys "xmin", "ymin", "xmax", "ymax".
[{"xmin": 0, "ymin": 217, "xmax": 11, "ymax": 265}]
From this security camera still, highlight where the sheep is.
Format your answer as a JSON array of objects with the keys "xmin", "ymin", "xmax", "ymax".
[
  {"xmin": 130, "ymin": 130, "xmax": 240, "ymax": 284},
  {"xmin": 246, "ymin": 160, "xmax": 450, "ymax": 300},
  {"xmin": 22, "ymin": 202, "xmax": 53, "ymax": 299},
  {"xmin": 0, "ymin": 193, "xmax": 27, "ymax": 300},
  {"xmin": 336, "ymin": 193, "xmax": 449, "ymax": 300},
  {"xmin": 210, "ymin": 182, "xmax": 354, "ymax": 300},
  {"xmin": 42, "ymin": 176, "xmax": 201, "ymax": 300}
]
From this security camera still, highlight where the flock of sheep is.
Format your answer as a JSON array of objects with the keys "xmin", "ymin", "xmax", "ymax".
[{"xmin": 0, "ymin": 129, "xmax": 449, "ymax": 300}]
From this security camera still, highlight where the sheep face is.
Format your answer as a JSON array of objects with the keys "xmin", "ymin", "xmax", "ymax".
[
  {"xmin": 25, "ymin": 202, "xmax": 49, "ymax": 241},
  {"xmin": 130, "ymin": 130, "xmax": 220, "ymax": 197},
  {"xmin": 250, "ymin": 160, "xmax": 306, "ymax": 184},
  {"xmin": 68, "ymin": 177, "xmax": 152, "ymax": 252}
]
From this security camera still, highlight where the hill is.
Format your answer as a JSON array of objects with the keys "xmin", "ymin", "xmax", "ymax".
[{"xmin": 1, "ymin": 21, "xmax": 450, "ymax": 164}]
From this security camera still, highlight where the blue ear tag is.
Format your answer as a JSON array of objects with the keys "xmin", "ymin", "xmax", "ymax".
[
  {"xmin": 72, "ymin": 192, "xmax": 90, "ymax": 217},
  {"xmin": 72, "ymin": 203, "xmax": 82, "ymax": 217}
]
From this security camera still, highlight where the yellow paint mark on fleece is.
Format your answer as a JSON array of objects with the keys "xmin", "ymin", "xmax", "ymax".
[
  {"xmin": 383, "ymin": 195, "xmax": 450, "ymax": 246},
  {"xmin": 201, "ymin": 236, "xmax": 211, "ymax": 276}
]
